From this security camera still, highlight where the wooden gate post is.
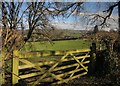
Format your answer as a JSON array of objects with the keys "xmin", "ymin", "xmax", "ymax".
[
  {"xmin": 88, "ymin": 42, "xmax": 96, "ymax": 75},
  {"xmin": 12, "ymin": 50, "xmax": 19, "ymax": 85}
]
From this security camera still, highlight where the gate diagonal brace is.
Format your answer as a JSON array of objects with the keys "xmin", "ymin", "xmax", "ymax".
[
  {"xmin": 81, "ymin": 52, "xmax": 89, "ymax": 62},
  {"xmin": 70, "ymin": 52, "xmax": 89, "ymax": 78},
  {"xmin": 69, "ymin": 53, "xmax": 88, "ymax": 72},
  {"xmin": 50, "ymin": 72, "xmax": 63, "ymax": 81},
  {"xmin": 69, "ymin": 64, "xmax": 79, "ymax": 78},
  {"xmin": 33, "ymin": 53, "xmax": 70, "ymax": 86},
  {"xmin": 19, "ymin": 59, "xmax": 45, "ymax": 72}
]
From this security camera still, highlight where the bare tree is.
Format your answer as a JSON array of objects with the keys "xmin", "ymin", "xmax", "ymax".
[
  {"xmin": 2, "ymin": 2, "xmax": 26, "ymax": 59},
  {"xmin": 54, "ymin": 2, "xmax": 120, "ymax": 52},
  {"xmin": 24, "ymin": 2, "xmax": 54, "ymax": 42},
  {"xmin": 1, "ymin": 2, "xmax": 58, "ymax": 58},
  {"xmin": 1, "ymin": 2, "xmax": 58, "ymax": 84}
]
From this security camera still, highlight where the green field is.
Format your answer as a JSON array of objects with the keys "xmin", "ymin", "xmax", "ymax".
[{"xmin": 22, "ymin": 39, "xmax": 91, "ymax": 51}]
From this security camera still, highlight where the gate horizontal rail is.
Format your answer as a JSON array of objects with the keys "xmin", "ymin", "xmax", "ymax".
[
  {"xmin": 12, "ymin": 49, "xmax": 92, "ymax": 85},
  {"xmin": 19, "ymin": 49, "xmax": 90, "ymax": 58}
]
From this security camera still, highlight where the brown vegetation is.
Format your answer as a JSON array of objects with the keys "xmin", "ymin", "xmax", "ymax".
[{"xmin": 85, "ymin": 31, "xmax": 117, "ymax": 41}]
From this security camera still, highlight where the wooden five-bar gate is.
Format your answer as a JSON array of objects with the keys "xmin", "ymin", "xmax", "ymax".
[{"xmin": 12, "ymin": 49, "xmax": 92, "ymax": 85}]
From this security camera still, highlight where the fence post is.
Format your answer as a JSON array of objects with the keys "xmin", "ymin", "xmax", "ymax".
[
  {"xmin": 88, "ymin": 42, "xmax": 96, "ymax": 75},
  {"xmin": 12, "ymin": 50, "xmax": 19, "ymax": 85}
]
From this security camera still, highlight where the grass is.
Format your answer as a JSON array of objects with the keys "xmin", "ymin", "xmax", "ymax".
[
  {"xmin": 21, "ymin": 39, "xmax": 91, "ymax": 51},
  {"xmin": 19, "ymin": 39, "xmax": 91, "ymax": 63}
]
